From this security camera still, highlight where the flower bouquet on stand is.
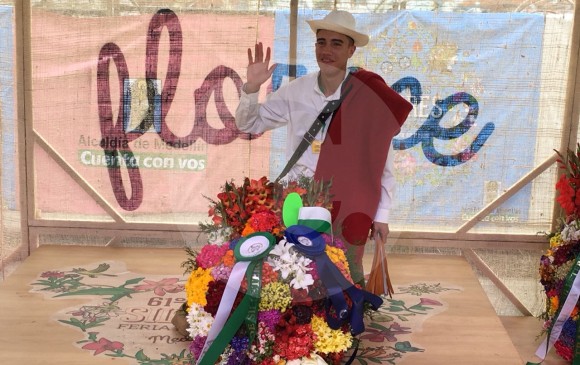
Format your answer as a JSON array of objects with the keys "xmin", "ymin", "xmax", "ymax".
[
  {"xmin": 534, "ymin": 144, "xmax": 580, "ymax": 364},
  {"xmin": 173, "ymin": 176, "xmax": 384, "ymax": 365}
]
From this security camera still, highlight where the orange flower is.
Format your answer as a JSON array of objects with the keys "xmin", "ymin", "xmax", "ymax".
[
  {"xmin": 241, "ymin": 223, "xmax": 256, "ymax": 237},
  {"xmin": 222, "ymin": 250, "xmax": 235, "ymax": 267},
  {"xmin": 283, "ymin": 182, "xmax": 307, "ymax": 198}
]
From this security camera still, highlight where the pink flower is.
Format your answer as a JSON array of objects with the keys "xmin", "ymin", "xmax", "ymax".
[
  {"xmin": 40, "ymin": 271, "xmax": 65, "ymax": 278},
  {"xmin": 197, "ymin": 243, "xmax": 230, "ymax": 269},
  {"xmin": 419, "ymin": 298, "xmax": 443, "ymax": 306},
  {"xmin": 81, "ymin": 337, "xmax": 124, "ymax": 355},
  {"xmin": 133, "ymin": 278, "xmax": 182, "ymax": 296}
]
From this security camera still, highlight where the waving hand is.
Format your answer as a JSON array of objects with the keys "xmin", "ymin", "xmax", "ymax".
[{"xmin": 245, "ymin": 42, "xmax": 277, "ymax": 94}]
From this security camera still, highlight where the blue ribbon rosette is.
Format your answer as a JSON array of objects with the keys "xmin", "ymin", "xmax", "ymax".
[{"xmin": 285, "ymin": 223, "xmax": 383, "ymax": 335}]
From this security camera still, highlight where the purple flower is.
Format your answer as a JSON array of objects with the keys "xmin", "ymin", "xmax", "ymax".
[
  {"xmin": 258, "ymin": 309, "xmax": 282, "ymax": 331},
  {"xmin": 227, "ymin": 350, "xmax": 249, "ymax": 365},
  {"xmin": 189, "ymin": 335, "xmax": 207, "ymax": 359},
  {"xmin": 211, "ymin": 264, "xmax": 232, "ymax": 282}
]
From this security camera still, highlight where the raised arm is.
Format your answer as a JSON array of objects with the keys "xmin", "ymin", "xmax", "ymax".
[{"xmin": 244, "ymin": 42, "xmax": 277, "ymax": 94}]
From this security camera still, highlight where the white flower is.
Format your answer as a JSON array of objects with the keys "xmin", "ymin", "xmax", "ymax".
[
  {"xmin": 207, "ymin": 227, "xmax": 233, "ymax": 244},
  {"xmin": 267, "ymin": 239, "xmax": 313, "ymax": 289},
  {"xmin": 290, "ymin": 269, "xmax": 315, "ymax": 290},
  {"xmin": 286, "ymin": 353, "xmax": 328, "ymax": 365},
  {"xmin": 562, "ymin": 220, "xmax": 580, "ymax": 242},
  {"xmin": 185, "ymin": 303, "xmax": 214, "ymax": 338},
  {"xmin": 217, "ymin": 346, "xmax": 234, "ymax": 365}
]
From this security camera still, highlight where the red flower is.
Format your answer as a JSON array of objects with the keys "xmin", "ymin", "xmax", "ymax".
[
  {"xmin": 282, "ymin": 182, "xmax": 308, "ymax": 199},
  {"xmin": 204, "ymin": 280, "xmax": 226, "ymax": 316},
  {"xmin": 208, "ymin": 207, "xmax": 222, "ymax": 225},
  {"xmin": 554, "ymin": 340, "xmax": 573, "ymax": 361},
  {"xmin": 291, "ymin": 288, "xmax": 313, "ymax": 307},
  {"xmin": 248, "ymin": 211, "xmax": 281, "ymax": 232},
  {"xmin": 324, "ymin": 351, "xmax": 346, "ymax": 365},
  {"xmin": 552, "ymin": 244, "xmax": 574, "ymax": 265},
  {"xmin": 274, "ymin": 322, "xmax": 316, "ymax": 360},
  {"xmin": 261, "ymin": 262, "xmax": 279, "ymax": 286},
  {"xmin": 259, "ymin": 359, "xmax": 276, "ymax": 365},
  {"xmin": 204, "ymin": 280, "xmax": 243, "ymax": 316},
  {"xmin": 217, "ymin": 191, "xmax": 237, "ymax": 209},
  {"xmin": 556, "ymin": 174, "xmax": 577, "ymax": 215},
  {"xmin": 244, "ymin": 177, "xmax": 276, "ymax": 215},
  {"xmin": 81, "ymin": 337, "xmax": 124, "ymax": 355}
]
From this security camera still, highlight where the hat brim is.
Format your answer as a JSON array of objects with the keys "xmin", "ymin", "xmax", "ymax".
[{"xmin": 307, "ymin": 19, "xmax": 369, "ymax": 47}]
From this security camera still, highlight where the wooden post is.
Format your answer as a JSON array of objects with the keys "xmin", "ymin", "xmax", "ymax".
[
  {"xmin": 552, "ymin": 1, "xmax": 580, "ymax": 231},
  {"xmin": 15, "ymin": 0, "xmax": 32, "ymax": 254},
  {"xmin": 289, "ymin": 0, "xmax": 298, "ymax": 80}
]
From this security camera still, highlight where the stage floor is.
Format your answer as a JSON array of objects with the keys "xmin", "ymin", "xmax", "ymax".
[
  {"xmin": 0, "ymin": 245, "xmax": 560, "ymax": 364},
  {"xmin": 501, "ymin": 315, "xmax": 569, "ymax": 365}
]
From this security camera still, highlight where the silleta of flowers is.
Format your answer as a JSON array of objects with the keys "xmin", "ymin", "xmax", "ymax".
[
  {"xmin": 538, "ymin": 144, "xmax": 580, "ymax": 362},
  {"xmin": 175, "ymin": 176, "xmax": 383, "ymax": 365}
]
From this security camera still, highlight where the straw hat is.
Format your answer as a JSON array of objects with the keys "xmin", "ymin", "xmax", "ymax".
[{"xmin": 307, "ymin": 10, "xmax": 369, "ymax": 47}]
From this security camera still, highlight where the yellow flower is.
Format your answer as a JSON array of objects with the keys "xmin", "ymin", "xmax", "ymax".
[
  {"xmin": 550, "ymin": 233, "xmax": 563, "ymax": 248},
  {"xmin": 326, "ymin": 246, "xmax": 349, "ymax": 269},
  {"xmin": 259, "ymin": 281, "xmax": 292, "ymax": 311},
  {"xmin": 185, "ymin": 267, "xmax": 213, "ymax": 308},
  {"xmin": 325, "ymin": 246, "xmax": 353, "ymax": 282},
  {"xmin": 311, "ymin": 315, "xmax": 352, "ymax": 354}
]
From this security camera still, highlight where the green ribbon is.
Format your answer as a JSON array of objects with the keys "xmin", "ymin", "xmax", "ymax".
[
  {"xmin": 244, "ymin": 263, "xmax": 262, "ymax": 345},
  {"xmin": 527, "ymin": 256, "xmax": 580, "ymax": 365},
  {"xmin": 197, "ymin": 232, "xmax": 274, "ymax": 365}
]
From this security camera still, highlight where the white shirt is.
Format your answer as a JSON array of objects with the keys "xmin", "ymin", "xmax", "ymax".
[{"xmin": 235, "ymin": 72, "xmax": 395, "ymax": 223}]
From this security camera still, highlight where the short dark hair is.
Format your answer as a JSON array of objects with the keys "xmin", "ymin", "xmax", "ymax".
[{"xmin": 315, "ymin": 29, "xmax": 355, "ymax": 46}]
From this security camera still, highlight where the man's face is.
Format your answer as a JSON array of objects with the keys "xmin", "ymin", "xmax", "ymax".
[{"xmin": 315, "ymin": 29, "xmax": 356, "ymax": 76}]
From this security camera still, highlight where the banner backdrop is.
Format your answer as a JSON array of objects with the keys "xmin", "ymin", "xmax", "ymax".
[
  {"xmin": 30, "ymin": 8, "xmax": 546, "ymax": 231},
  {"xmin": 32, "ymin": 9, "xmax": 274, "ymax": 222},
  {"xmin": 272, "ymin": 10, "xmax": 545, "ymax": 231}
]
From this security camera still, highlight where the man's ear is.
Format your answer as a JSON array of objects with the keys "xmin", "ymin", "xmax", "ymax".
[{"xmin": 349, "ymin": 45, "xmax": 356, "ymax": 58}]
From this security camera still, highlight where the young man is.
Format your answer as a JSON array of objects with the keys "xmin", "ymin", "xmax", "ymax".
[{"xmin": 235, "ymin": 10, "xmax": 413, "ymax": 286}]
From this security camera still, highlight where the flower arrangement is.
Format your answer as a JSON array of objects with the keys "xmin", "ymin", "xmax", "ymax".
[
  {"xmin": 198, "ymin": 176, "xmax": 333, "ymax": 243},
  {"xmin": 538, "ymin": 144, "xmax": 580, "ymax": 362},
  {"xmin": 175, "ymin": 176, "xmax": 383, "ymax": 365}
]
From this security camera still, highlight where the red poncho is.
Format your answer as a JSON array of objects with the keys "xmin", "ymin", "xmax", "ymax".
[{"xmin": 314, "ymin": 69, "xmax": 413, "ymax": 245}]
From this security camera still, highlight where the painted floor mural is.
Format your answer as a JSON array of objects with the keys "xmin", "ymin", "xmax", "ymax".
[{"xmin": 30, "ymin": 261, "xmax": 460, "ymax": 364}]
